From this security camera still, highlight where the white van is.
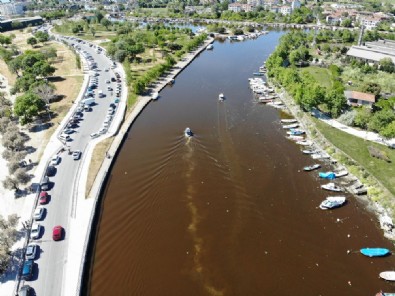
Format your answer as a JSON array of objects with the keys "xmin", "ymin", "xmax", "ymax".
[
  {"xmin": 82, "ymin": 98, "xmax": 95, "ymax": 106},
  {"xmin": 98, "ymin": 90, "xmax": 104, "ymax": 98}
]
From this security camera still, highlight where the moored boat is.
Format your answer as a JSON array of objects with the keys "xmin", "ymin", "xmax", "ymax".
[
  {"xmin": 258, "ymin": 97, "xmax": 274, "ymax": 103},
  {"xmin": 360, "ymin": 248, "xmax": 390, "ymax": 257},
  {"xmin": 281, "ymin": 118, "xmax": 298, "ymax": 124},
  {"xmin": 375, "ymin": 292, "xmax": 395, "ymax": 296},
  {"xmin": 303, "ymin": 164, "xmax": 320, "ymax": 171},
  {"xmin": 287, "ymin": 135, "xmax": 304, "ymax": 141},
  {"xmin": 311, "ymin": 153, "xmax": 330, "ymax": 160},
  {"xmin": 282, "ymin": 123, "xmax": 298, "ymax": 129},
  {"xmin": 296, "ymin": 140, "xmax": 313, "ymax": 146},
  {"xmin": 184, "ymin": 127, "xmax": 193, "ymax": 137},
  {"xmin": 206, "ymin": 44, "xmax": 214, "ymax": 50},
  {"xmin": 380, "ymin": 271, "xmax": 395, "ymax": 281},
  {"xmin": 253, "ymin": 72, "xmax": 264, "ymax": 76},
  {"xmin": 302, "ymin": 149, "xmax": 318, "ymax": 154},
  {"xmin": 319, "ymin": 196, "xmax": 346, "ymax": 210},
  {"xmin": 334, "ymin": 170, "xmax": 348, "ymax": 178},
  {"xmin": 219, "ymin": 93, "xmax": 225, "ymax": 101},
  {"xmin": 152, "ymin": 92, "xmax": 159, "ymax": 100},
  {"xmin": 321, "ymin": 182, "xmax": 343, "ymax": 192},
  {"xmin": 287, "ymin": 129, "xmax": 305, "ymax": 136},
  {"xmin": 319, "ymin": 172, "xmax": 336, "ymax": 179}
]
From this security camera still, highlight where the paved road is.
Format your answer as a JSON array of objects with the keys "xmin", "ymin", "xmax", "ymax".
[{"xmin": 21, "ymin": 36, "xmax": 123, "ymax": 296}]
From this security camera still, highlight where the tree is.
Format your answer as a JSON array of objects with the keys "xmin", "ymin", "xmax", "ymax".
[
  {"xmin": 353, "ymin": 107, "xmax": 371, "ymax": 129},
  {"xmin": 380, "ymin": 121, "xmax": 395, "ymax": 139},
  {"xmin": 2, "ymin": 176, "xmax": 19, "ymax": 191},
  {"xmin": 14, "ymin": 168, "xmax": 31, "ymax": 185},
  {"xmin": 379, "ymin": 58, "xmax": 395, "ymax": 73},
  {"xmin": 90, "ymin": 27, "xmax": 96, "ymax": 37},
  {"xmin": 361, "ymin": 82, "xmax": 381, "ymax": 98},
  {"xmin": 0, "ymin": 214, "xmax": 19, "ymax": 274},
  {"xmin": 341, "ymin": 19, "xmax": 352, "ymax": 28},
  {"xmin": 101, "ymin": 18, "xmax": 111, "ymax": 30},
  {"xmin": 95, "ymin": 11, "xmax": 104, "ymax": 23},
  {"xmin": 32, "ymin": 83, "xmax": 55, "ymax": 104},
  {"xmin": 14, "ymin": 92, "xmax": 46, "ymax": 125},
  {"xmin": 368, "ymin": 109, "xmax": 395, "ymax": 133},
  {"xmin": 27, "ymin": 37, "xmax": 37, "ymax": 47},
  {"xmin": 34, "ymin": 31, "xmax": 49, "ymax": 43}
]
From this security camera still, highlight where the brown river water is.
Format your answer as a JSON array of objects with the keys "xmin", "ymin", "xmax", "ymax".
[{"xmin": 85, "ymin": 32, "xmax": 395, "ymax": 296}]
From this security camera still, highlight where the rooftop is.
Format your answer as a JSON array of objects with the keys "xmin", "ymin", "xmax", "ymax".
[
  {"xmin": 347, "ymin": 40, "xmax": 395, "ymax": 64},
  {"xmin": 344, "ymin": 90, "xmax": 376, "ymax": 103}
]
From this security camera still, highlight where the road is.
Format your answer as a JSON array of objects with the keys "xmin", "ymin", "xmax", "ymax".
[{"xmin": 20, "ymin": 35, "xmax": 123, "ymax": 296}]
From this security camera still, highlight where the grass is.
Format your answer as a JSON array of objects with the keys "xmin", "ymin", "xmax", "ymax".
[
  {"xmin": 301, "ymin": 66, "xmax": 332, "ymax": 88},
  {"xmin": 86, "ymin": 137, "xmax": 113, "ymax": 197},
  {"xmin": 312, "ymin": 118, "xmax": 395, "ymax": 197}
]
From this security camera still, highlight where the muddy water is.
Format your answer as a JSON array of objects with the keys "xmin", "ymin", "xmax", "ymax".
[{"xmin": 87, "ymin": 32, "xmax": 395, "ymax": 296}]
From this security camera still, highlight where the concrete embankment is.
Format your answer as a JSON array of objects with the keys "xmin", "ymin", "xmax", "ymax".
[{"xmin": 72, "ymin": 37, "xmax": 214, "ymax": 296}]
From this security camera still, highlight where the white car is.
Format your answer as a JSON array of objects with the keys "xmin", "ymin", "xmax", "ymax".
[
  {"xmin": 33, "ymin": 206, "xmax": 45, "ymax": 221},
  {"xmin": 72, "ymin": 150, "xmax": 82, "ymax": 160},
  {"xmin": 25, "ymin": 244, "xmax": 38, "ymax": 260},
  {"xmin": 105, "ymin": 79, "xmax": 110, "ymax": 84},
  {"xmin": 99, "ymin": 127, "xmax": 107, "ymax": 135},
  {"xmin": 50, "ymin": 155, "xmax": 61, "ymax": 165},
  {"xmin": 30, "ymin": 224, "xmax": 42, "ymax": 240}
]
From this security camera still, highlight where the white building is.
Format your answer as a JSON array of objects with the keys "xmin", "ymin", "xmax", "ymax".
[
  {"xmin": 0, "ymin": 0, "xmax": 25, "ymax": 16},
  {"xmin": 362, "ymin": 17, "xmax": 382, "ymax": 30},
  {"xmin": 228, "ymin": 3, "xmax": 242, "ymax": 13},
  {"xmin": 291, "ymin": 0, "xmax": 300, "ymax": 10},
  {"xmin": 279, "ymin": 5, "xmax": 292, "ymax": 15}
]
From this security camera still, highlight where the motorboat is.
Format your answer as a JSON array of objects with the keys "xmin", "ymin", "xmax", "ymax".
[
  {"xmin": 282, "ymin": 123, "xmax": 298, "ymax": 129},
  {"xmin": 152, "ymin": 92, "xmax": 159, "ymax": 100},
  {"xmin": 184, "ymin": 127, "xmax": 193, "ymax": 137},
  {"xmin": 287, "ymin": 129, "xmax": 305, "ymax": 136},
  {"xmin": 281, "ymin": 119, "xmax": 297, "ymax": 124},
  {"xmin": 311, "ymin": 153, "xmax": 330, "ymax": 160},
  {"xmin": 334, "ymin": 170, "xmax": 348, "ymax": 178},
  {"xmin": 360, "ymin": 248, "xmax": 390, "ymax": 257},
  {"xmin": 319, "ymin": 196, "xmax": 346, "ymax": 210},
  {"xmin": 379, "ymin": 271, "xmax": 395, "ymax": 281},
  {"xmin": 319, "ymin": 172, "xmax": 336, "ymax": 179},
  {"xmin": 321, "ymin": 182, "xmax": 343, "ymax": 192},
  {"xmin": 302, "ymin": 149, "xmax": 319, "ymax": 154},
  {"xmin": 287, "ymin": 135, "xmax": 304, "ymax": 141},
  {"xmin": 296, "ymin": 140, "xmax": 313, "ymax": 146},
  {"xmin": 206, "ymin": 44, "xmax": 214, "ymax": 50},
  {"xmin": 253, "ymin": 72, "xmax": 264, "ymax": 76},
  {"xmin": 303, "ymin": 164, "xmax": 321, "ymax": 171},
  {"xmin": 376, "ymin": 292, "xmax": 395, "ymax": 296},
  {"xmin": 219, "ymin": 93, "xmax": 225, "ymax": 101},
  {"xmin": 258, "ymin": 97, "xmax": 274, "ymax": 103}
]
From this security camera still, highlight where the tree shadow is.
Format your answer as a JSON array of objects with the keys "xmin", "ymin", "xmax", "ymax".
[
  {"xmin": 28, "ymin": 122, "xmax": 53, "ymax": 133},
  {"xmin": 47, "ymin": 76, "xmax": 66, "ymax": 83},
  {"xmin": 0, "ymin": 247, "xmax": 24, "ymax": 283}
]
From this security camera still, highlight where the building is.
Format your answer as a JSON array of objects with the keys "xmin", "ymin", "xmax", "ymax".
[
  {"xmin": 0, "ymin": 16, "xmax": 43, "ymax": 31},
  {"xmin": 361, "ymin": 16, "xmax": 382, "ymax": 30},
  {"xmin": 344, "ymin": 91, "xmax": 376, "ymax": 107},
  {"xmin": 0, "ymin": 0, "xmax": 25, "ymax": 17},
  {"xmin": 279, "ymin": 5, "xmax": 292, "ymax": 15},
  {"xmin": 347, "ymin": 40, "xmax": 395, "ymax": 64},
  {"xmin": 228, "ymin": 3, "xmax": 242, "ymax": 13},
  {"xmin": 291, "ymin": 0, "xmax": 300, "ymax": 10}
]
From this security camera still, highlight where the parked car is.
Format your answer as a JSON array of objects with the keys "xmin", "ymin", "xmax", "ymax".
[
  {"xmin": 25, "ymin": 244, "xmax": 38, "ymax": 260},
  {"xmin": 50, "ymin": 155, "xmax": 61, "ymax": 165},
  {"xmin": 59, "ymin": 134, "xmax": 71, "ymax": 142},
  {"xmin": 40, "ymin": 176, "xmax": 50, "ymax": 191},
  {"xmin": 33, "ymin": 207, "xmax": 45, "ymax": 221},
  {"xmin": 30, "ymin": 224, "xmax": 42, "ymax": 240},
  {"xmin": 46, "ymin": 165, "xmax": 56, "ymax": 177},
  {"xmin": 90, "ymin": 133, "xmax": 100, "ymax": 139},
  {"xmin": 39, "ymin": 191, "xmax": 48, "ymax": 205},
  {"xmin": 19, "ymin": 285, "xmax": 33, "ymax": 296},
  {"xmin": 72, "ymin": 150, "xmax": 81, "ymax": 160},
  {"xmin": 52, "ymin": 225, "xmax": 63, "ymax": 241},
  {"xmin": 63, "ymin": 129, "xmax": 74, "ymax": 135},
  {"xmin": 21, "ymin": 260, "xmax": 34, "ymax": 280}
]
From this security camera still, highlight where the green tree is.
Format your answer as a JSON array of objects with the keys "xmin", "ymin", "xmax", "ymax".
[
  {"xmin": 101, "ymin": 18, "xmax": 111, "ymax": 30},
  {"xmin": 34, "ymin": 31, "xmax": 49, "ymax": 43},
  {"xmin": 27, "ymin": 37, "xmax": 37, "ymax": 47},
  {"xmin": 353, "ymin": 107, "xmax": 371, "ymax": 129},
  {"xmin": 379, "ymin": 58, "xmax": 395, "ymax": 73},
  {"xmin": 14, "ymin": 92, "xmax": 46, "ymax": 125},
  {"xmin": 368, "ymin": 109, "xmax": 395, "ymax": 133},
  {"xmin": 90, "ymin": 27, "xmax": 96, "ymax": 37}
]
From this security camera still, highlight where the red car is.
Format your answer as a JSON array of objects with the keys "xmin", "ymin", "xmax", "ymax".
[
  {"xmin": 39, "ymin": 191, "xmax": 48, "ymax": 205},
  {"xmin": 52, "ymin": 226, "xmax": 63, "ymax": 241}
]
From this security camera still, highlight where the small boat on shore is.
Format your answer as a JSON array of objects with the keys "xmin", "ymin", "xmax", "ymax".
[
  {"xmin": 167, "ymin": 79, "xmax": 175, "ymax": 85},
  {"xmin": 281, "ymin": 119, "xmax": 297, "ymax": 124},
  {"xmin": 287, "ymin": 129, "xmax": 305, "ymax": 136},
  {"xmin": 282, "ymin": 123, "xmax": 298, "ymax": 129},
  {"xmin": 375, "ymin": 292, "xmax": 395, "ymax": 296},
  {"xmin": 360, "ymin": 248, "xmax": 390, "ymax": 257},
  {"xmin": 152, "ymin": 92, "xmax": 159, "ymax": 100},
  {"xmin": 319, "ymin": 196, "xmax": 346, "ymax": 210},
  {"xmin": 334, "ymin": 170, "xmax": 348, "ymax": 178},
  {"xmin": 303, "ymin": 164, "xmax": 320, "ymax": 171},
  {"xmin": 321, "ymin": 182, "xmax": 342, "ymax": 192},
  {"xmin": 287, "ymin": 135, "xmax": 304, "ymax": 141},
  {"xmin": 296, "ymin": 140, "xmax": 313, "ymax": 146},
  {"xmin": 380, "ymin": 271, "xmax": 395, "ymax": 281},
  {"xmin": 302, "ymin": 149, "xmax": 318, "ymax": 154},
  {"xmin": 184, "ymin": 127, "xmax": 193, "ymax": 137},
  {"xmin": 258, "ymin": 97, "xmax": 274, "ymax": 103},
  {"xmin": 219, "ymin": 93, "xmax": 225, "ymax": 101},
  {"xmin": 311, "ymin": 153, "xmax": 330, "ymax": 160},
  {"xmin": 319, "ymin": 172, "xmax": 336, "ymax": 179},
  {"xmin": 253, "ymin": 72, "xmax": 264, "ymax": 76},
  {"xmin": 206, "ymin": 44, "xmax": 214, "ymax": 50}
]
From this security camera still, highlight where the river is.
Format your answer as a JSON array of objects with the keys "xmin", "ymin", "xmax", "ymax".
[{"xmin": 85, "ymin": 31, "xmax": 395, "ymax": 296}]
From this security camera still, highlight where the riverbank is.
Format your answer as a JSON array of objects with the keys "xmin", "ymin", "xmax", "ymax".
[
  {"xmin": 267, "ymin": 79, "xmax": 395, "ymax": 240},
  {"xmin": 69, "ymin": 36, "xmax": 214, "ymax": 296}
]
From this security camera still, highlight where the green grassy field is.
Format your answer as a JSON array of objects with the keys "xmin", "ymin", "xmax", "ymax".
[
  {"xmin": 313, "ymin": 118, "xmax": 395, "ymax": 197},
  {"xmin": 301, "ymin": 66, "xmax": 332, "ymax": 88}
]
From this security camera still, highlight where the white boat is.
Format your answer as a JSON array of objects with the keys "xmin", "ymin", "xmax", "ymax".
[
  {"xmin": 321, "ymin": 182, "xmax": 343, "ymax": 192},
  {"xmin": 282, "ymin": 123, "xmax": 299, "ymax": 129},
  {"xmin": 311, "ymin": 153, "xmax": 330, "ymax": 160},
  {"xmin": 319, "ymin": 196, "xmax": 346, "ymax": 210},
  {"xmin": 258, "ymin": 96, "xmax": 275, "ymax": 103},
  {"xmin": 152, "ymin": 92, "xmax": 159, "ymax": 100},
  {"xmin": 302, "ymin": 149, "xmax": 318, "ymax": 154},
  {"xmin": 287, "ymin": 135, "xmax": 305, "ymax": 141},
  {"xmin": 281, "ymin": 119, "xmax": 298, "ymax": 124},
  {"xmin": 334, "ymin": 170, "xmax": 348, "ymax": 178},
  {"xmin": 184, "ymin": 127, "xmax": 193, "ymax": 137},
  {"xmin": 296, "ymin": 140, "xmax": 313, "ymax": 146},
  {"xmin": 206, "ymin": 44, "xmax": 214, "ymax": 50},
  {"xmin": 219, "ymin": 93, "xmax": 225, "ymax": 101},
  {"xmin": 380, "ymin": 271, "xmax": 395, "ymax": 281}
]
